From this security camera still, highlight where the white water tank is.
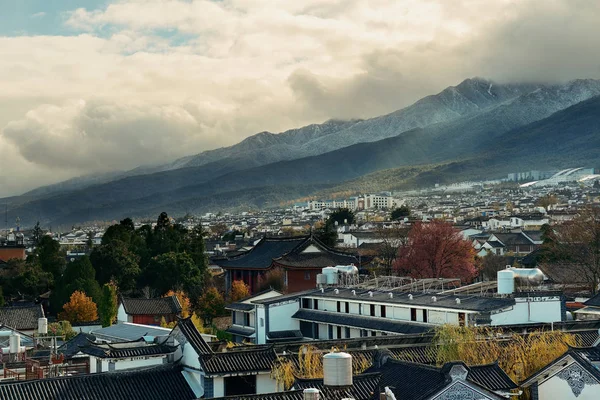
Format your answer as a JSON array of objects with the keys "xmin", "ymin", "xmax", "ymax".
[
  {"xmin": 9, "ymin": 334, "xmax": 20, "ymax": 354},
  {"xmin": 316, "ymin": 274, "xmax": 327, "ymax": 285},
  {"xmin": 334, "ymin": 265, "xmax": 358, "ymax": 275},
  {"xmin": 497, "ymin": 269, "xmax": 515, "ymax": 294},
  {"xmin": 38, "ymin": 318, "xmax": 48, "ymax": 335},
  {"xmin": 303, "ymin": 388, "xmax": 320, "ymax": 400},
  {"xmin": 323, "ymin": 352, "xmax": 353, "ymax": 387},
  {"xmin": 322, "ymin": 267, "xmax": 338, "ymax": 285}
]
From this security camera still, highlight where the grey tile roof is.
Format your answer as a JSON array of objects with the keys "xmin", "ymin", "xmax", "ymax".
[
  {"xmin": 466, "ymin": 362, "xmax": 518, "ymax": 391},
  {"xmin": 58, "ymin": 333, "xmax": 96, "ymax": 359},
  {"xmin": 521, "ymin": 347, "xmax": 600, "ymax": 386},
  {"xmin": 201, "ymin": 346, "xmax": 278, "ymax": 375},
  {"xmin": 209, "ymin": 391, "xmax": 304, "ymax": 400},
  {"xmin": 308, "ymin": 287, "xmax": 516, "ymax": 312},
  {"xmin": 293, "ymin": 372, "xmax": 381, "ymax": 400},
  {"xmin": 226, "ymin": 325, "xmax": 255, "ymax": 337},
  {"xmin": 0, "ymin": 304, "xmax": 44, "ymax": 331},
  {"xmin": 267, "ymin": 330, "xmax": 303, "ymax": 340},
  {"xmin": 292, "ymin": 309, "xmax": 432, "ymax": 335},
  {"xmin": 226, "ymin": 302, "xmax": 255, "ymax": 311},
  {"xmin": 78, "ymin": 340, "xmax": 178, "ymax": 359},
  {"xmin": 0, "ymin": 364, "xmax": 196, "ymax": 400},
  {"xmin": 215, "ymin": 236, "xmax": 307, "ymax": 270},
  {"xmin": 584, "ymin": 292, "xmax": 600, "ymax": 307},
  {"xmin": 176, "ymin": 317, "xmax": 213, "ymax": 355},
  {"xmin": 121, "ymin": 296, "xmax": 181, "ymax": 315}
]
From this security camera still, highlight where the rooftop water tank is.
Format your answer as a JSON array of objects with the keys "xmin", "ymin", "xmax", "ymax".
[
  {"xmin": 316, "ymin": 274, "xmax": 327, "ymax": 285},
  {"xmin": 303, "ymin": 388, "xmax": 320, "ymax": 400},
  {"xmin": 497, "ymin": 269, "xmax": 515, "ymax": 294},
  {"xmin": 323, "ymin": 352, "xmax": 353, "ymax": 387},
  {"xmin": 322, "ymin": 267, "xmax": 338, "ymax": 285},
  {"xmin": 9, "ymin": 334, "xmax": 20, "ymax": 354},
  {"xmin": 334, "ymin": 265, "xmax": 358, "ymax": 275},
  {"xmin": 38, "ymin": 318, "xmax": 48, "ymax": 335},
  {"xmin": 512, "ymin": 268, "xmax": 545, "ymax": 286}
]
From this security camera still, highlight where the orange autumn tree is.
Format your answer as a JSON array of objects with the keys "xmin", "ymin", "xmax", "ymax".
[
  {"xmin": 59, "ymin": 290, "xmax": 99, "ymax": 323},
  {"xmin": 231, "ymin": 280, "xmax": 251, "ymax": 302}
]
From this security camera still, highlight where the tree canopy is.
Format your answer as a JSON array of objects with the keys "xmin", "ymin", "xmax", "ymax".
[
  {"xmin": 390, "ymin": 205, "xmax": 411, "ymax": 220},
  {"xmin": 394, "ymin": 220, "xmax": 478, "ymax": 282},
  {"xmin": 59, "ymin": 291, "xmax": 99, "ymax": 323}
]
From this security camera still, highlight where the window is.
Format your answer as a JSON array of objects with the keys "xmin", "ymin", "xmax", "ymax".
[
  {"xmin": 313, "ymin": 299, "xmax": 319, "ymax": 310},
  {"xmin": 410, "ymin": 308, "xmax": 417, "ymax": 321},
  {"xmin": 345, "ymin": 302, "xmax": 349, "ymax": 313},
  {"xmin": 302, "ymin": 298, "xmax": 310, "ymax": 309},
  {"xmin": 244, "ymin": 313, "xmax": 250, "ymax": 326},
  {"xmin": 370, "ymin": 304, "xmax": 375, "ymax": 316},
  {"xmin": 371, "ymin": 331, "xmax": 376, "ymax": 337},
  {"xmin": 260, "ymin": 318, "xmax": 264, "ymax": 327},
  {"xmin": 345, "ymin": 327, "xmax": 350, "ymax": 338},
  {"xmin": 304, "ymin": 272, "xmax": 311, "ymax": 280},
  {"xmin": 422, "ymin": 309, "xmax": 428, "ymax": 323},
  {"xmin": 381, "ymin": 306, "xmax": 386, "ymax": 318},
  {"xmin": 328, "ymin": 325, "xmax": 333, "ymax": 340},
  {"xmin": 337, "ymin": 302, "xmax": 341, "ymax": 312},
  {"xmin": 337, "ymin": 326, "xmax": 342, "ymax": 339},
  {"xmin": 459, "ymin": 313, "xmax": 466, "ymax": 327}
]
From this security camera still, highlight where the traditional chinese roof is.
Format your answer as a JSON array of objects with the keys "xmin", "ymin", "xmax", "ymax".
[
  {"xmin": 293, "ymin": 372, "xmax": 381, "ymax": 400},
  {"xmin": 121, "ymin": 296, "xmax": 182, "ymax": 316},
  {"xmin": 0, "ymin": 304, "xmax": 44, "ymax": 331},
  {"xmin": 209, "ymin": 391, "xmax": 304, "ymax": 400},
  {"xmin": 521, "ymin": 346, "xmax": 600, "ymax": 387},
  {"xmin": 0, "ymin": 364, "xmax": 196, "ymax": 400},
  {"xmin": 272, "ymin": 236, "xmax": 361, "ymax": 270},
  {"xmin": 58, "ymin": 333, "xmax": 97, "ymax": 359},
  {"xmin": 78, "ymin": 340, "xmax": 178, "ymax": 359},
  {"xmin": 174, "ymin": 317, "xmax": 212, "ymax": 355},
  {"xmin": 200, "ymin": 346, "xmax": 278, "ymax": 375},
  {"xmin": 216, "ymin": 236, "xmax": 308, "ymax": 270}
]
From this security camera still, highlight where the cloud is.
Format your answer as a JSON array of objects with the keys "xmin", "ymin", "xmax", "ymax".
[
  {"xmin": 1, "ymin": 0, "xmax": 600, "ymax": 196},
  {"xmin": 30, "ymin": 12, "xmax": 46, "ymax": 19}
]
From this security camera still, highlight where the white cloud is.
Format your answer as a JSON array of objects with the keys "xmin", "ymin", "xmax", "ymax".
[
  {"xmin": 1, "ymin": 0, "xmax": 600, "ymax": 196},
  {"xmin": 30, "ymin": 12, "xmax": 46, "ymax": 19}
]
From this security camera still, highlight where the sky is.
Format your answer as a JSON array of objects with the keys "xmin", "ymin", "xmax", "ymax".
[{"xmin": 1, "ymin": 0, "xmax": 600, "ymax": 197}]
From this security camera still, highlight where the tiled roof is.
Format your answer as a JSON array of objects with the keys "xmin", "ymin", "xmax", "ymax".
[
  {"xmin": 216, "ymin": 236, "xmax": 307, "ymax": 270},
  {"xmin": 521, "ymin": 347, "xmax": 600, "ymax": 386},
  {"xmin": 267, "ymin": 330, "xmax": 303, "ymax": 340},
  {"xmin": 226, "ymin": 302, "xmax": 255, "ymax": 311},
  {"xmin": 584, "ymin": 292, "xmax": 600, "ymax": 307},
  {"xmin": 466, "ymin": 362, "xmax": 518, "ymax": 391},
  {"xmin": 0, "ymin": 364, "xmax": 196, "ymax": 400},
  {"xmin": 293, "ymin": 372, "xmax": 381, "ymax": 400},
  {"xmin": 58, "ymin": 333, "xmax": 96, "ymax": 359},
  {"xmin": 0, "ymin": 305, "xmax": 44, "ymax": 331},
  {"xmin": 292, "ymin": 309, "xmax": 432, "ymax": 335},
  {"xmin": 492, "ymin": 232, "xmax": 534, "ymax": 246},
  {"xmin": 308, "ymin": 287, "xmax": 516, "ymax": 312},
  {"xmin": 273, "ymin": 236, "xmax": 361, "ymax": 269},
  {"xmin": 201, "ymin": 347, "xmax": 278, "ymax": 375},
  {"xmin": 226, "ymin": 325, "xmax": 255, "ymax": 337},
  {"xmin": 78, "ymin": 340, "xmax": 178, "ymax": 359},
  {"xmin": 209, "ymin": 391, "xmax": 304, "ymax": 400},
  {"xmin": 121, "ymin": 296, "xmax": 182, "ymax": 315},
  {"xmin": 176, "ymin": 317, "xmax": 212, "ymax": 355},
  {"xmin": 365, "ymin": 358, "xmax": 447, "ymax": 400}
]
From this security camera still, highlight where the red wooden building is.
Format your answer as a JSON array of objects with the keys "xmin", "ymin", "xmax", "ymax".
[{"xmin": 117, "ymin": 296, "xmax": 182, "ymax": 326}]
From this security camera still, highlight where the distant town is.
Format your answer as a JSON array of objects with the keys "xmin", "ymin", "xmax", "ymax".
[{"xmin": 1, "ymin": 166, "xmax": 600, "ymax": 399}]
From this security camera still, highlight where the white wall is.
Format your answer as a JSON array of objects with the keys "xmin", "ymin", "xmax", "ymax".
[
  {"xmin": 213, "ymin": 376, "xmax": 225, "ymax": 398},
  {"xmin": 117, "ymin": 304, "xmax": 128, "ymax": 323},
  {"xmin": 491, "ymin": 296, "xmax": 562, "ymax": 325},
  {"xmin": 113, "ymin": 356, "xmax": 164, "ymax": 371},
  {"xmin": 257, "ymin": 373, "xmax": 278, "ymax": 394},
  {"xmin": 538, "ymin": 369, "xmax": 600, "ymax": 400},
  {"xmin": 255, "ymin": 306, "xmax": 267, "ymax": 344},
  {"xmin": 269, "ymin": 302, "xmax": 300, "ymax": 332}
]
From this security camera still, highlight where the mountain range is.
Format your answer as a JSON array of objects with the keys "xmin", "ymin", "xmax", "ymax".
[{"xmin": 5, "ymin": 77, "xmax": 600, "ymax": 228}]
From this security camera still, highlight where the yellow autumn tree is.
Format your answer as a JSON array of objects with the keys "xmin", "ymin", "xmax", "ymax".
[
  {"xmin": 230, "ymin": 280, "xmax": 251, "ymax": 302},
  {"xmin": 164, "ymin": 290, "xmax": 191, "ymax": 318},
  {"xmin": 59, "ymin": 290, "xmax": 99, "ymax": 323}
]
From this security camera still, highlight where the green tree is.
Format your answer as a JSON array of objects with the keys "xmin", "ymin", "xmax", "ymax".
[
  {"xmin": 144, "ymin": 252, "xmax": 203, "ymax": 295},
  {"xmin": 90, "ymin": 241, "xmax": 141, "ymax": 291},
  {"xmin": 34, "ymin": 236, "xmax": 66, "ymax": 281},
  {"xmin": 50, "ymin": 256, "xmax": 102, "ymax": 313},
  {"xmin": 48, "ymin": 320, "xmax": 77, "ymax": 340},
  {"xmin": 31, "ymin": 221, "xmax": 43, "ymax": 246},
  {"xmin": 196, "ymin": 287, "xmax": 225, "ymax": 324},
  {"xmin": 98, "ymin": 282, "xmax": 118, "ymax": 327},
  {"xmin": 186, "ymin": 224, "xmax": 208, "ymax": 268},
  {"xmin": 2, "ymin": 259, "xmax": 53, "ymax": 299},
  {"xmin": 391, "ymin": 205, "xmax": 411, "ymax": 220},
  {"xmin": 327, "ymin": 208, "xmax": 356, "ymax": 226}
]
